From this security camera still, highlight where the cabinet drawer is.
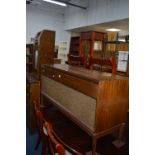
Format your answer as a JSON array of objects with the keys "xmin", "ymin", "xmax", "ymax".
[{"xmin": 42, "ymin": 68, "xmax": 98, "ymax": 99}]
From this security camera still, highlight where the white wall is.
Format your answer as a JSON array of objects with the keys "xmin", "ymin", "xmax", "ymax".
[
  {"xmin": 26, "ymin": 0, "xmax": 129, "ymax": 63},
  {"xmin": 64, "ymin": 0, "xmax": 129, "ymax": 30},
  {"xmin": 26, "ymin": 5, "xmax": 71, "ymax": 46}
]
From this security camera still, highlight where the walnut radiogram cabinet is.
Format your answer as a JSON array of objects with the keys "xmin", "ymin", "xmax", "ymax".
[{"xmin": 41, "ymin": 64, "xmax": 129, "ymax": 154}]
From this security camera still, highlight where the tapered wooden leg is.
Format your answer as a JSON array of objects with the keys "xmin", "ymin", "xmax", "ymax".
[
  {"xmin": 92, "ymin": 137, "xmax": 97, "ymax": 155},
  {"xmin": 34, "ymin": 134, "xmax": 41, "ymax": 150},
  {"xmin": 86, "ymin": 137, "xmax": 100, "ymax": 155},
  {"xmin": 112, "ymin": 123, "xmax": 126, "ymax": 148}
]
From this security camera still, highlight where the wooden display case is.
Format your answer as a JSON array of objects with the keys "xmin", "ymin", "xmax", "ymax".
[
  {"xmin": 58, "ymin": 41, "xmax": 68, "ymax": 64},
  {"xmin": 26, "ymin": 30, "xmax": 55, "ymax": 133},
  {"xmin": 80, "ymin": 31, "xmax": 107, "ymax": 68}
]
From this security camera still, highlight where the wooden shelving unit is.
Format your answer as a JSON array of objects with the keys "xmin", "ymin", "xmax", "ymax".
[
  {"xmin": 58, "ymin": 41, "xmax": 68, "ymax": 64},
  {"xmin": 26, "ymin": 43, "xmax": 34, "ymax": 73},
  {"xmin": 69, "ymin": 36, "xmax": 80, "ymax": 56},
  {"xmin": 104, "ymin": 39, "xmax": 129, "ymax": 76}
]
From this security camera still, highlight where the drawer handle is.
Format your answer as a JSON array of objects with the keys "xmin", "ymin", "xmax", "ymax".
[
  {"xmin": 58, "ymin": 74, "xmax": 61, "ymax": 78},
  {"xmin": 52, "ymin": 75, "xmax": 55, "ymax": 78}
]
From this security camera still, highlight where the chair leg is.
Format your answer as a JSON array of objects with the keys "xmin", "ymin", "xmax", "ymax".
[
  {"xmin": 35, "ymin": 134, "xmax": 41, "ymax": 150},
  {"xmin": 41, "ymin": 141, "xmax": 47, "ymax": 155}
]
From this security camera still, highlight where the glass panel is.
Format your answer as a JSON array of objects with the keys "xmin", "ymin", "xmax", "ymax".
[
  {"xmin": 117, "ymin": 51, "xmax": 129, "ymax": 72},
  {"xmin": 94, "ymin": 41, "xmax": 102, "ymax": 51},
  {"xmin": 93, "ymin": 41, "xmax": 102, "ymax": 59},
  {"xmin": 34, "ymin": 50, "xmax": 38, "ymax": 69}
]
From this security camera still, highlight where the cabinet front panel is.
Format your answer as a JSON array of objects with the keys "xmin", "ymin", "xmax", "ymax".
[{"xmin": 41, "ymin": 75, "xmax": 96, "ymax": 132}]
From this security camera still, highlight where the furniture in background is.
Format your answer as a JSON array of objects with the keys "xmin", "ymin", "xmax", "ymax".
[
  {"xmin": 68, "ymin": 36, "xmax": 82, "ymax": 65},
  {"xmin": 41, "ymin": 64, "xmax": 129, "ymax": 155},
  {"xmin": 105, "ymin": 32, "xmax": 129, "ymax": 76},
  {"xmin": 33, "ymin": 30, "xmax": 55, "ymax": 80},
  {"xmin": 54, "ymin": 45, "xmax": 59, "ymax": 58},
  {"xmin": 26, "ymin": 43, "xmax": 34, "ymax": 73},
  {"xmin": 68, "ymin": 36, "xmax": 80, "ymax": 56},
  {"xmin": 54, "ymin": 58, "xmax": 61, "ymax": 64},
  {"xmin": 58, "ymin": 41, "xmax": 68, "ymax": 64},
  {"xmin": 26, "ymin": 75, "xmax": 40, "ymax": 134},
  {"xmin": 68, "ymin": 55, "xmax": 83, "ymax": 66},
  {"xmin": 117, "ymin": 51, "xmax": 129, "ymax": 76},
  {"xmin": 105, "ymin": 41, "xmax": 129, "ymax": 76},
  {"xmin": 54, "ymin": 45, "xmax": 62, "ymax": 64},
  {"xmin": 67, "ymin": 32, "xmax": 129, "ymax": 76},
  {"xmin": 79, "ymin": 31, "xmax": 107, "ymax": 68}
]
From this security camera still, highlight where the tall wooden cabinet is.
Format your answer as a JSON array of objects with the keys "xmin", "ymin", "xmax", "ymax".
[
  {"xmin": 33, "ymin": 30, "xmax": 55, "ymax": 79},
  {"xmin": 79, "ymin": 31, "xmax": 107, "ymax": 68},
  {"xmin": 69, "ymin": 36, "xmax": 80, "ymax": 56},
  {"xmin": 26, "ymin": 30, "xmax": 56, "ymax": 134}
]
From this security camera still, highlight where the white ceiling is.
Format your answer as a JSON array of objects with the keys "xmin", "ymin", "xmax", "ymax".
[
  {"xmin": 69, "ymin": 18, "xmax": 129, "ymax": 37},
  {"xmin": 26, "ymin": 0, "xmax": 129, "ymax": 37}
]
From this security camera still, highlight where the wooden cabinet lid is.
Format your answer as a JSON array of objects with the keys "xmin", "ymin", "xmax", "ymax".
[{"xmin": 42, "ymin": 64, "xmax": 128, "ymax": 84}]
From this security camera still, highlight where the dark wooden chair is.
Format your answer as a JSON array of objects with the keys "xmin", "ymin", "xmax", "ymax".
[
  {"xmin": 44, "ymin": 121, "xmax": 82, "ymax": 155},
  {"xmin": 33, "ymin": 100, "xmax": 49, "ymax": 155},
  {"xmin": 90, "ymin": 57, "xmax": 117, "ymax": 75},
  {"xmin": 44, "ymin": 122, "xmax": 65, "ymax": 155}
]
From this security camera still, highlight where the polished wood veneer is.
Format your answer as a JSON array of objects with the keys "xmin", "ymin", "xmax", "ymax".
[{"xmin": 41, "ymin": 64, "xmax": 129, "ymax": 154}]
